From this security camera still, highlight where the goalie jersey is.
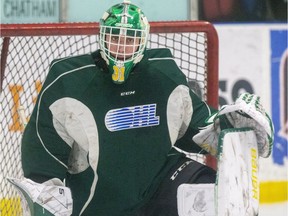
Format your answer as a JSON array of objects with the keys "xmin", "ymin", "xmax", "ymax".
[{"xmin": 21, "ymin": 48, "xmax": 214, "ymax": 215}]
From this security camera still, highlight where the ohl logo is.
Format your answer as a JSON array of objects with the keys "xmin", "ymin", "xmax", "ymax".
[{"xmin": 105, "ymin": 104, "xmax": 160, "ymax": 131}]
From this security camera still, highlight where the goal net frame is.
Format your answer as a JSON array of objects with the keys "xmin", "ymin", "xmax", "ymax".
[{"xmin": 0, "ymin": 21, "xmax": 218, "ymax": 215}]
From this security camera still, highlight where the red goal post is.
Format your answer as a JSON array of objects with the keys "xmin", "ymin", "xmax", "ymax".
[{"xmin": 0, "ymin": 21, "xmax": 218, "ymax": 215}]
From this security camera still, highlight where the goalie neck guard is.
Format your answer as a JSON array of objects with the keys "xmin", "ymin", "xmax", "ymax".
[{"xmin": 99, "ymin": 0, "xmax": 150, "ymax": 84}]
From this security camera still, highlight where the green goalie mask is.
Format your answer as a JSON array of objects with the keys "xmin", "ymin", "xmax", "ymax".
[{"xmin": 99, "ymin": 0, "xmax": 150, "ymax": 84}]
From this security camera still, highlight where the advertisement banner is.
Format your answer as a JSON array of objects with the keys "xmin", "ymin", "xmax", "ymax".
[
  {"xmin": 271, "ymin": 29, "xmax": 288, "ymax": 165},
  {"xmin": 1, "ymin": 0, "xmax": 60, "ymax": 23}
]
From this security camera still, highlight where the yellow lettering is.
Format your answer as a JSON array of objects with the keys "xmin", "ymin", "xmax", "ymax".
[
  {"xmin": 9, "ymin": 81, "xmax": 42, "ymax": 132},
  {"xmin": 8, "ymin": 84, "xmax": 23, "ymax": 132},
  {"xmin": 251, "ymin": 148, "xmax": 259, "ymax": 200}
]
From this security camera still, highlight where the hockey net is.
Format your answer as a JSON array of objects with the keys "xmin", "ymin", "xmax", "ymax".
[{"xmin": 0, "ymin": 21, "xmax": 218, "ymax": 215}]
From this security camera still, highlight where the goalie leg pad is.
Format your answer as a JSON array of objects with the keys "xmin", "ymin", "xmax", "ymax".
[{"xmin": 216, "ymin": 128, "xmax": 259, "ymax": 216}]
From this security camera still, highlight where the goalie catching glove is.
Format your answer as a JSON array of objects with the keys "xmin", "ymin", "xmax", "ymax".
[{"xmin": 193, "ymin": 93, "xmax": 274, "ymax": 158}]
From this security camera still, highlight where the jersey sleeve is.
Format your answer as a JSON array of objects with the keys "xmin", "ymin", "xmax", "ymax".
[
  {"xmin": 21, "ymin": 60, "xmax": 75, "ymax": 182},
  {"xmin": 21, "ymin": 87, "xmax": 70, "ymax": 182},
  {"xmin": 175, "ymin": 85, "xmax": 217, "ymax": 153},
  {"xmin": 144, "ymin": 48, "xmax": 217, "ymax": 153}
]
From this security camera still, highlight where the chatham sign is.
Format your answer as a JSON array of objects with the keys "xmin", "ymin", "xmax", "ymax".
[{"xmin": 1, "ymin": 0, "xmax": 60, "ymax": 23}]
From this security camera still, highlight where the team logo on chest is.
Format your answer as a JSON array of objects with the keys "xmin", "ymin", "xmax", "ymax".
[{"xmin": 105, "ymin": 104, "xmax": 160, "ymax": 131}]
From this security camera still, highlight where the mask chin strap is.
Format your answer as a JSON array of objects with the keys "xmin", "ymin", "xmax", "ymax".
[{"xmin": 100, "ymin": 50, "xmax": 109, "ymax": 65}]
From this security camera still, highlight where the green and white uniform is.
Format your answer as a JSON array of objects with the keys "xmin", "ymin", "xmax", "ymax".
[{"xmin": 22, "ymin": 48, "xmax": 213, "ymax": 215}]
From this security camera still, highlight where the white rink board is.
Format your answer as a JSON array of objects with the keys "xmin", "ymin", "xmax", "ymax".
[{"xmin": 215, "ymin": 23, "xmax": 287, "ymax": 207}]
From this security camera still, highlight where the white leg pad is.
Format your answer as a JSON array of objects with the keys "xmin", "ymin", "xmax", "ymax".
[{"xmin": 216, "ymin": 128, "xmax": 259, "ymax": 216}]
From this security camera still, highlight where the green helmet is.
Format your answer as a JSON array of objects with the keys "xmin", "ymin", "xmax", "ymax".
[{"xmin": 99, "ymin": 1, "xmax": 150, "ymax": 84}]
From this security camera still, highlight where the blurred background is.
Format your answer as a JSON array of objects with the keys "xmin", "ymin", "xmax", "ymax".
[
  {"xmin": 1, "ymin": 0, "xmax": 287, "ymax": 215},
  {"xmin": 1, "ymin": 0, "xmax": 287, "ymax": 23}
]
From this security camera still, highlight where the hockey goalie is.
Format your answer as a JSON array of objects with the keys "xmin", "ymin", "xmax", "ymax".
[{"xmin": 10, "ymin": 1, "xmax": 274, "ymax": 215}]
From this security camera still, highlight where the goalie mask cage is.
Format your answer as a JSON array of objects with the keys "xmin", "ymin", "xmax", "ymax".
[{"xmin": 0, "ymin": 21, "xmax": 218, "ymax": 215}]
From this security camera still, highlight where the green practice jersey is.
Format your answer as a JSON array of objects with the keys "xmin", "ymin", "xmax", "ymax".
[{"xmin": 22, "ymin": 48, "xmax": 214, "ymax": 215}]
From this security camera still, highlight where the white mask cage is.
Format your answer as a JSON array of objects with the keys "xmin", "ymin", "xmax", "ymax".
[{"xmin": 99, "ymin": 26, "xmax": 149, "ymax": 64}]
